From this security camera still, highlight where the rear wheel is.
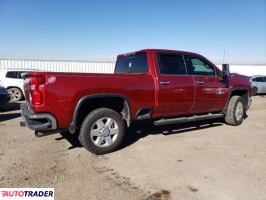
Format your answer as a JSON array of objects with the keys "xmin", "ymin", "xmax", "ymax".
[
  {"xmin": 8, "ymin": 88, "xmax": 23, "ymax": 101},
  {"xmin": 79, "ymin": 108, "xmax": 125, "ymax": 155},
  {"xmin": 225, "ymin": 96, "xmax": 245, "ymax": 126}
]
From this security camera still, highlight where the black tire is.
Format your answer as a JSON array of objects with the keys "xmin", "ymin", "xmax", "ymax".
[
  {"xmin": 79, "ymin": 108, "xmax": 125, "ymax": 155},
  {"xmin": 8, "ymin": 87, "xmax": 23, "ymax": 101},
  {"xmin": 225, "ymin": 96, "xmax": 245, "ymax": 126},
  {"xmin": 253, "ymin": 87, "xmax": 258, "ymax": 96}
]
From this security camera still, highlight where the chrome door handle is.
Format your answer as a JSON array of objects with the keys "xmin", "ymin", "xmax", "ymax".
[
  {"xmin": 160, "ymin": 81, "xmax": 171, "ymax": 85},
  {"xmin": 195, "ymin": 80, "xmax": 205, "ymax": 84}
]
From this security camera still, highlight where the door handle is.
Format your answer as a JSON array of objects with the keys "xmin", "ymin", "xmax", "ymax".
[
  {"xmin": 195, "ymin": 80, "xmax": 205, "ymax": 84},
  {"xmin": 160, "ymin": 81, "xmax": 171, "ymax": 85}
]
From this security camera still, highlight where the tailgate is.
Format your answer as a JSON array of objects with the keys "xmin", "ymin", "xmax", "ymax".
[
  {"xmin": 22, "ymin": 72, "xmax": 46, "ymax": 106},
  {"xmin": 23, "ymin": 76, "xmax": 31, "ymax": 103}
]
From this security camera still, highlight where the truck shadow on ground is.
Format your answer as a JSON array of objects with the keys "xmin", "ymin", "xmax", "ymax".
[
  {"xmin": 0, "ymin": 102, "xmax": 21, "ymax": 112},
  {"xmin": 56, "ymin": 131, "xmax": 83, "ymax": 149},
  {"xmin": 58, "ymin": 118, "xmax": 224, "ymax": 151},
  {"xmin": 0, "ymin": 113, "xmax": 21, "ymax": 122},
  {"xmin": 120, "ymin": 118, "xmax": 224, "ymax": 150},
  {"xmin": 0, "ymin": 102, "xmax": 22, "ymax": 122}
]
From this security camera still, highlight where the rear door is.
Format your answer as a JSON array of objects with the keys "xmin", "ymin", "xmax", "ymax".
[
  {"xmin": 184, "ymin": 54, "xmax": 229, "ymax": 114},
  {"xmin": 155, "ymin": 52, "xmax": 195, "ymax": 117}
]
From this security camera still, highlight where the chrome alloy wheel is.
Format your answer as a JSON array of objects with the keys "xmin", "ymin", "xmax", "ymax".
[
  {"xmin": 90, "ymin": 118, "xmax": 119, "ymax": 147},
  {"xmin": 235, "ymin": 102, "xmax": 244, "ymax": 121}
]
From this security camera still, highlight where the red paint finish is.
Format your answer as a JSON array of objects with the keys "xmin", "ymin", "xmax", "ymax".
[
  {"xmin": 192, "ymin": 76, "xmax": 229, "ymax": 114},
  {"xmin": 23, "ymin": 49, "xmax": 252, "ymax": 130},
  {"xmin": 156, "ymin": 75, "xmax": 195, "ymax": 117},
  {"xmin": 24, "ymin": 72, "xmax": 155, "ymax": 128}
]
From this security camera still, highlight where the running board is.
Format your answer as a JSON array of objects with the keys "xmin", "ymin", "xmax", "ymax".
[{"xmin": 153, "ymin": 113, "xmax": 225, "ymax": 126}]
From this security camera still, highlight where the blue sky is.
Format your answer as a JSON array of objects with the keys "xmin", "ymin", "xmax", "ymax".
[{"xmin": 0, "ymin": 0, "xmax": 265, "ymax": 64}]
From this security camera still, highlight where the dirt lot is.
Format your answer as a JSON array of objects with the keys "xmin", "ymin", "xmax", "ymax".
[{"xmin": 1, "ymin": 96, "xmax": 266, "ymax": 200}]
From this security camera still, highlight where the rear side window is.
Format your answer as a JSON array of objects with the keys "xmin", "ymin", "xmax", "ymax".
[
  {"xmin": 6, "ymin": 71, "xmax": 18, "ymax": 78},
  {"xmin": 157, "ymin": 53, "xmax": 186, "ymax": 75},
  {"xmin": 115, "ymin": 58, "xmax": 127, "ymax": 73},
  {"xmin": 115, "ymin": 53, "xmax": 148, "ymax": 73},
  {"xmin": 185, "ymin": 56, "xmax": 216, "ymax": 76}
]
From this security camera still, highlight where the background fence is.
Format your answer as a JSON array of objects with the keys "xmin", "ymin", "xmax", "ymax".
[
  {"xmin": 0, "ymin": 59, "xmax": 265, "ymax": 76},
  {"xmin": 216, "ymin": 65, "xmax": 266, "ymax": 76},
  {"xmin": 0, "ymin": 59, "xmax": 115, "ymax": 73}
]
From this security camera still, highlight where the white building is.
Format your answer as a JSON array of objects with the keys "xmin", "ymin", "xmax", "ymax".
[
  {"xmin": 216, "ymin": 65, "xmax": 266, "ymax": 76},
  {"xmin": 0, "ymin": 59, "xmax": 115, "ymax": 74},
  {"xmin": 0, "ymin": 59, "xmax": 265, "ymax": 76}
]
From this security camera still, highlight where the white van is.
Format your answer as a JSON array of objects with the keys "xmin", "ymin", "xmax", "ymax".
[
  {"xmin": 0, "ymin": 69, "xmax": 34, "ymax": 101},
  {"xmin": 250, "ymin": 75, "xmax": 266, "ymax": 94}
]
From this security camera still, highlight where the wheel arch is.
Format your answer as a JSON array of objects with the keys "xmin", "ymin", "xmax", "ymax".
[
  {"xmin": 69, "ymin": 93, "xmax": 132, "ymax": 133},
  {"xmin": 223, "ymin": 88, "xmax": 250, "ymax": 113},
  {"xmin": 7, "ymin": 86, "xmax": 23, "ymax": 92}
]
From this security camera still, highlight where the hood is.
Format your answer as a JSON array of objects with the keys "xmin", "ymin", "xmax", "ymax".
[
  {"xmin": 230, "ymin": 73, "xmax": 250, "ymax": 79},
  {"xmin": 229, "ymin": 73, "xmax": 252, "ymax": 92}
]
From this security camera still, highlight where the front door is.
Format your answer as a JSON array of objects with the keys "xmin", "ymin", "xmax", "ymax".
[{"xmin": 184, "ymin": 55, "xmax": 229, "ymax": 114}]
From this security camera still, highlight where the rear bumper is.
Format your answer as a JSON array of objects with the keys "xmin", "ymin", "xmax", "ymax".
[{"xmin": 20, "ymin": 103, "xmax": 57, "ymax": 131}]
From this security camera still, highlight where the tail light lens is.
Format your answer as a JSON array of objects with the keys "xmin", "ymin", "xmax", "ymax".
[{"xmin": 30, "ymin": 76, "xmax": 45, "ymax": 105}]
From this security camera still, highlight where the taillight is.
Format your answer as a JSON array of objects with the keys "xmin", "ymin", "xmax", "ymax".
[{"xmin": 30, "ymin": 76, "xmax": 45, "ymax": 105}]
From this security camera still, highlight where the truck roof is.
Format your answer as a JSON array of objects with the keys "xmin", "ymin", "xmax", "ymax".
[{"xmin": 117, "ymin": 49, "xmax": 202, "ymax": 57}]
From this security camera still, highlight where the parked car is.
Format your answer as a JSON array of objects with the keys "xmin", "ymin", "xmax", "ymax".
[
  {"xmin": 250, "ymin": 75, "xmax": 266, "ymax": 94},
  {"xmin": 20, "ymin": 49, "xmax": 253, "ymax": 154},
  {"xmin": 0, "ymin": 86, "xmax": 11, "ymax": 106},
  {"xmin": 0, "ymin": 69, "xmax": 37, "ymax": 101}
]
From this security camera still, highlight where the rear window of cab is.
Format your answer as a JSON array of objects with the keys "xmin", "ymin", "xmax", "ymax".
[{"xmin": 115, "ymin": 53, "xmax": 148, "ymax": 73}]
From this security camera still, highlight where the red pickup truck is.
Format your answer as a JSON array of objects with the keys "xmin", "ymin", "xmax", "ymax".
[{"xmin": 21, "ymin": 49, "xmax": 252, "ymax": 154}]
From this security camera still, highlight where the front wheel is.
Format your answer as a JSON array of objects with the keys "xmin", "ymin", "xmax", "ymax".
[
  {"xmin": 253, "ymin": 87, "xmax": 258, "ymax": 96},
  {"xmin": 225, "ymin": 96, "xmax": 245, "ymax": 126},
  {"xmin": 79, "ymin": 108, "xmax": 125, "ymax": 155}
]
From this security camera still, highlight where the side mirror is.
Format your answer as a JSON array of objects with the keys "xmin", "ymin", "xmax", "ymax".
[{"xmin": 222, "ymin": 64, "xmax": 230, "ymax": 79}]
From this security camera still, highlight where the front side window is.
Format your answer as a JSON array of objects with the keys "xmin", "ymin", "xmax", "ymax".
[
  {"xmin": 17, "ymin": 71, "xmax": 26, "ymax": 79},
  {"xmin": 6, "ymin": 71, "xmax": 18, "ymax": 78},
  {"xmin": 157, "ymin": 53, "xmax": 186, "ymax": 75},
  {"xmin": 115, "ymin": 53, "xmax": 148, "ymax": 73},
  {"xmin": 253, "ymin": 77, "xmax": 264, "ymax": 82},
  {"xmin": 185, "ymin": 56, "xmax": 215, "ymax": 76}
]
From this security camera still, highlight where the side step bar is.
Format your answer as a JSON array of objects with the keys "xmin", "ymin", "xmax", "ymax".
[
  {"xmin": 153, "ymin": 113, "xmax": 224, "ymax": 126},
  {"xmin": 34, "ymin": 130, "xmax": 59, "ymax": 137}
]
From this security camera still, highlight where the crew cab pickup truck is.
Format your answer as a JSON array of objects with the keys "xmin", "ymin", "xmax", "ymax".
[{"xmin": 21, "ymin": 49, "xmax": 252, "ymax": 154}]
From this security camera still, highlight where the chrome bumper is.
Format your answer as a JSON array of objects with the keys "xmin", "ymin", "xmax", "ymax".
[{"xmin": 20, "ymin": 103, "xmax": 57, "ymax": 131}]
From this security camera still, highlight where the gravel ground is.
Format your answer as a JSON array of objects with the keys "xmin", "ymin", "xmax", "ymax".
[{"xmin": 0, "ymin": 96, "xmax": 265, "ymax": 200}]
